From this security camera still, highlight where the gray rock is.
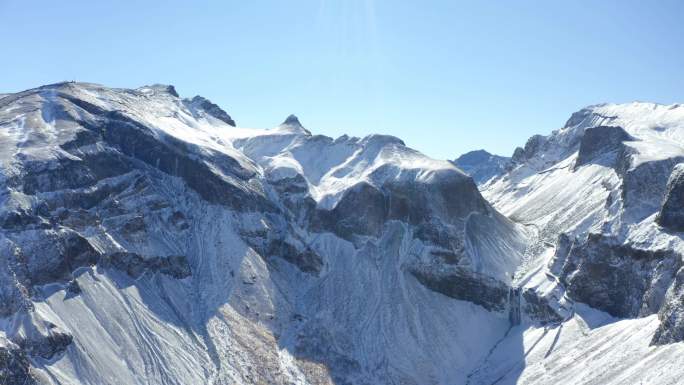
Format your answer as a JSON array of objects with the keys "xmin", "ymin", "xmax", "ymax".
[
  {"xmin": 313, "ymin": 167, "xmax": 488, "ymax": 247},
  {"xmin": 560, "ymin": 233, "xmax": 681, "ymax": 318},
  {"xmin": 657, "ymin": 163, "xmax": 684, "ymax": 232},
  {"xmin": 652, "ymin": 266, "xmax": 684, "ymax": 345},
  {"xmin": 511, "ymin": 134, "xmax": 546, "ymax": 164},
  {"xmin": 13, "ymin": 230, "xmax": 101, "ymax": 287},
  {"xmin": 312, "ymin": 182, "xmax": 388, "ymax": 239},
  {"xmin": 409, "ymin": 263, "xmax": 510, "ymax": 312},
  {"xmin": 574, "ymin": 126, "xmax": 633, "ymax": 169},
  {"xmin": 52, "ymin": 94, "xmax": 272, "ymax": 212},
  {"xmin": 0, "ymin": 341, "xmax": 35, "ymax": 385},
  {"xmin": 621, "ymin": 157, "xmax": 684, "ymax": 221},
  {"xmin": 185, "ymin": 95, "xmax": 236, "ymax": 126},
  {"xmin": 453, "ymin": 149, "xmax": 510, "ymax": 185},
  {"xmin": 100, "ymin": 252, "xmax": 191, "ymax": 279},
  {"xmin": 522, "ymin": 289, "xmax": 563, "ymax": 324},
  {"xmin": 240, "ymin": 218, "xmax": 324, "ymax": 275},
  {"xmin": 14, "ymin": 323, "xmax": 72, "ymax": 360},
  {"xmin": 283, "ymin": 114, "xmax": 301, "ymax": 126}
]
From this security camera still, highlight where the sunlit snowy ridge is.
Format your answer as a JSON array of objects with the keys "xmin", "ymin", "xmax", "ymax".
[{"xmin": 0, "ymin": 82, "xmax": 683, "ymax": 385}]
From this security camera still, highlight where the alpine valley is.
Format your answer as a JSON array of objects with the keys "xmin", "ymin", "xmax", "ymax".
[{"xmin": 1, "ymin": 82, "xmax": 683, "ymax": 385}]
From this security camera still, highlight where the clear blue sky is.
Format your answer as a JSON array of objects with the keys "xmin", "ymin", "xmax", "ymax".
[{"xmin": 1, "ymin": 1, "xmax": 683, "ymax": 159}]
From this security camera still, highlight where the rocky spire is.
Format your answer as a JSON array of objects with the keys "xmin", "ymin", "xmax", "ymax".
[{"xmin": 279, "ymin": 114, "xmax": 310, "ymax": 135}]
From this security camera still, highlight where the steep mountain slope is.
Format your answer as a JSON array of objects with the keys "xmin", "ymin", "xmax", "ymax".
[
  {"xmin": 453, "ymin": 149, "xmax": 510, "ymax": 185},
  {"xmin": 0, "ymin": 82, "xmax": 528, "ymax": 385},
  {"xmin": 471, "ymin": 102, "xmax": 684, "ymax": 384}
]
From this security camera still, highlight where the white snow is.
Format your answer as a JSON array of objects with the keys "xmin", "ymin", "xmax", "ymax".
[{"xmin": 469, "ymin": 308, "xmax": 684, "ymax": 385}]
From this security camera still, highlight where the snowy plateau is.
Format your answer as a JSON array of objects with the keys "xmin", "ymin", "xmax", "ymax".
[{"xmin": 1, "ymin": 82, "xmax": 684, "ymax": 385}]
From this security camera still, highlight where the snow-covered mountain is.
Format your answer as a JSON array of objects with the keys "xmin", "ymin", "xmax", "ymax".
[
  {"xmin": 0, "ymin": 82, "xmax": 528, "ymax": 385},
  {"xmin": 0, "ymin": 83, "xmax": 683, "ymax": 385},
  {"xmin": 473, "ymin": 102, "xmax": 684, "ymax": 384},
  {"xmin": 452, "ymin": 150, "xmax": 510, "ymax": 185}
]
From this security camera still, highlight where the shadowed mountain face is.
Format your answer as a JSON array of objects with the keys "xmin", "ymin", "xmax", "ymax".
[
  {"xmin": 453, "ymin": 149, "xmax": 510, "ymax": 185},
  {"xmin": 1, "ymin": 83, "xmax": 684, "ymax": 385}
]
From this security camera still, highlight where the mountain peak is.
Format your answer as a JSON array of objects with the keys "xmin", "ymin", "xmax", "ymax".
[
  {"xmin": 283, "ymin": 114, "xmax": 301, "ymax": 126},
  {"xmin": 453, "ymin": 149, "xmax": 510, "ymax": 185},
  {"xmin": 186, "ymin": 95, "xmax": 236, "ymax": 126},
  {"xmin": 279, "ymin": 114, "xmax": 310, "ymax": 135}
]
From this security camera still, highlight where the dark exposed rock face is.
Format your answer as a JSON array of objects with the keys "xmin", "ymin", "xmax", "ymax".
[
  {"xmin": 8, "ymin": 152, "xmax": 130, "ymax": 196},
  {"xmin": 269, "ymin": 175, "xmax": 317, "ymax": 224},
  {"xmin": 313, "ymin": 168, "xmax": 488, "ymax": 250},
  {"xmin": 100, "ymin": 253, "xmax": 191, "ymax": 279},
  {"xmin": 409, "ymin": 264, "xmax": 510, "ymax": 312},
  {"xmin": 621, "ymin": 158, "xmax": 684, "ymax": 221},
  {"xmin": 14, "ymin": 325, "xmax": 73, "ymax": 360},
  {"xmin": 522, "ymin": 289, "xmax": 563, "ymax": 324},
  {"xmin": 313, "ymin": 182, "xmax": 388, "ymax": 239},
  {"xmin": 560, "ymin": 233, "xmax": 681, "ymax": 318},
  {"xmin": 0, "ymin": 342, "xmax": 35, "ymax": 385},
  {"xmin": 657, "ymin": 164, "xmax": 684, "ymax": 232},
  {"xmin": 283, "ymin": 114, "xmax": 302, "ymax": 126},
  {"xmin": 508, "ymin": 288, "xmax": 522, "ymax": 325},
  {"xmin": 28, "ymin": 231, "xmax": 100, "ymax": 286},
  {"xmin": 574, "ymin": 126, "xmax": 632, "ymax": 169},
  {"xmin": 2, "ymin": 229, "xmax": 100, "ymax": 290},
  {"xmin": 0, "ymin": 281, "xmax": 29, "ymax": 319},
  {"xmin": 185, "ymin": 95, "xmax": 236, "ymax": 126},
  {"xmin": 452, "ymin": 149, "xmax": 510, "ymax": 185},
  {"xmin": 46, "ymin": 94, "xmax": 271, "ymax": 212},
  {"xmin": 652, "ymin": 267, "xmax": 684, "ymax": 345},
  {"xmin": 241, "ymin": 219, "xmax": 324, "ymax": 275},
  {"xmin": 95, "ymin": 116, "xmax": 266, "ymax": 211},
  {"xmin": 511, "ymin": 135, "xmax": 546, "ymax": 164},
  {"xmin": 257, "ymin": 237, "xmax": 323, "ymax": 275}
]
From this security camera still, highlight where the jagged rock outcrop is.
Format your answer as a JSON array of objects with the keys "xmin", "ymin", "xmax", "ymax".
[
  {"xmin": 240, "ymin": 220, "xmax": 324, "ymax": 275},
  {"xmin": 574, "ymin": 125, "xmax": 633, "ymax": 169},
  {"xmin": 14, "ymin": 325, "xmax": 72, "ymax": 360},
  {"xmin": 521, "ymin": 289, "xmax": 564, "ymax": 324},
  {"xmin": 652, "ymin": 266, "xmax": 684, "ymax": 344},
  {"xmin": 559, "ymin": 233, "xmax": 680, "ymax": 318},
  {"xmin": 620, "ymin": 157, "xmax": 684, "ymax": 220},
  {"xmin": 657, "ymin": 163, "xmax": 684, "ymax": 232},
  {"xmin": 511, "ymin": 134, "xmax": 546, "ymax": 164},
  {"xmin": 283, "ymin": 114, "xmax": 301, "ymax": 126},
  {"xmin": 0, "ymin": 339, "xmax": 35, "ymax": 385},
  {"xmin": 99, "ymin": 252, "xmax": 191, "ymax": 279},
  {"xmin": 409, "ymin": 263, "xmax": 510, "ymax": 312},
  {"xmin": 185, "ymin": 95, "xmax": 236, "ymax": 126},
  {"xmin": 313, "ymin": 168, "xmax": 488, "ymax": 251}
]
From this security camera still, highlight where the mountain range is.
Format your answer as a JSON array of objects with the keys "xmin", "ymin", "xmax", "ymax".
[{"xmin": 1, "ymin": 82, "xmax": 683, "ymax": 385}]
